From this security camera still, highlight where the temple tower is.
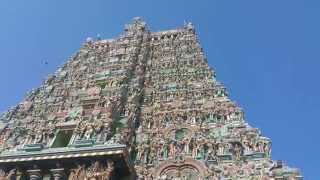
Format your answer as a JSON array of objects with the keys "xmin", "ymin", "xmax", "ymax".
[{"xmin": 0, "ymin": 18, "xmax": 301, "ymax": 180}]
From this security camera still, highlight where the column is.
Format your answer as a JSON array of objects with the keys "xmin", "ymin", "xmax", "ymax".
[
  {"xmin": 27, "ymin": 169, "xmax": 42, "ymax": 180},
  {"xmin": 50, "ymin": 168, "xmax": 66, "ymax": 180},
  {"xmin": 15, "ymin": 170, "xmax": 23, "ymax": 180}
]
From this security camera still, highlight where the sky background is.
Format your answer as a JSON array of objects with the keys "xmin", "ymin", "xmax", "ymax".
[{"xmin": 0, "ymin": 0, "xmax": 318, "ymax": 179}]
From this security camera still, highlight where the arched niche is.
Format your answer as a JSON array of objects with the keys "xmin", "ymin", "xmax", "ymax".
[
  {"xmin": 163, "ymin": 125, "xmax": 199, "ymax": 140},
  {"xmin": 154, "ymin": 158, "xmax": 208, "ymax": 179}
]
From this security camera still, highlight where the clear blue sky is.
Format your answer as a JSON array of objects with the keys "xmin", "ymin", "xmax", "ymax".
[{"xmin": 0, "ymin": 0, "xmax": 318, "ymax": 179}]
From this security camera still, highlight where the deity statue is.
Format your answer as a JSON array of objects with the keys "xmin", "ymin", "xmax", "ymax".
[
  {"xmin": 148, "ymin": 147, "xmax": 157, "ymax": 165},
  {"xmin": 162, "ymin": 141, "xmax": 169, "ymax": 159},
  {"xmin": 23, "ymin": 129, "xmax": 35, "ymax": 145},
  {"xmin": 34, "ymin": 128, "xmax": 44, "ymax": 144},
  {"xmin": 86, "ymin": 161, "xmax": 102, "ymax": 180},
  {"xmin": 169, "ymin": 140, "xmax": 177, "ymax": 159},
  {"xmin": 136, "ymin": 144, "xmax": 144, "ymax": 162},
  {"xmin": 233, "ymin": 144, "xmax": 242, "ymax": 160}
]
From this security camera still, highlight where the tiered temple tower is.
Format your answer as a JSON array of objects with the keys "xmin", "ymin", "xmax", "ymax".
[{"xmin": 0, "ymin": 18, "xmax": 301, "ymax": 179}]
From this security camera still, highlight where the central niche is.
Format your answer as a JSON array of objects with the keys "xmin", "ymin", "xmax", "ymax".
[
  {"xmin": 160, "ymin": 165, "xmax": 201, "ymax": 180},
  {"xmin": 175, "ymin": 128, "xmax": 190, "ymax": 141},
  {"xmin": 171, "ymin": 128, "xmax": 192, "ymax": 141}
]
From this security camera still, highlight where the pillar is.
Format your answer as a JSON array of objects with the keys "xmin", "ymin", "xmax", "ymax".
[
  {"xmin": 50, "ymin": 168, "xmax": 66, "ymax": 180},
  {"xmin": 27, "ymin": 169, "xmax": 42, "ymax": 180}
]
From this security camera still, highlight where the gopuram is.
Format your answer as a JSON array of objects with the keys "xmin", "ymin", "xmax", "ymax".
[{"xmin": 0, "ymin": 18, "xmax": 301, "ymax": 180}]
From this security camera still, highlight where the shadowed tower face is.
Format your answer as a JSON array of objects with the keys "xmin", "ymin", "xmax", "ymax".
[{"xmin": 0, "ymin": 18, "xmax": 301, "ymax": 180}]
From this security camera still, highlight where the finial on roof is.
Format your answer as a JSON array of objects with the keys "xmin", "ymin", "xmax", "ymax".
[
  {"xmin": 86, "ymin": 37, "xmax": 93, "ymax": 43},
  {"xmin": 124, "ymin": 17, "xmax": 147, "ymax": 33},
  {"xmin": 184, "ymin": 21, "xmax": 194, "ymax": 31},
  {"xmin": 183, "ymin": 20, "xmax": 187, "ymax": 26},
  {"xmin": 133, "ymin": 17, "xmax": 143, "ymax": 22}
]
